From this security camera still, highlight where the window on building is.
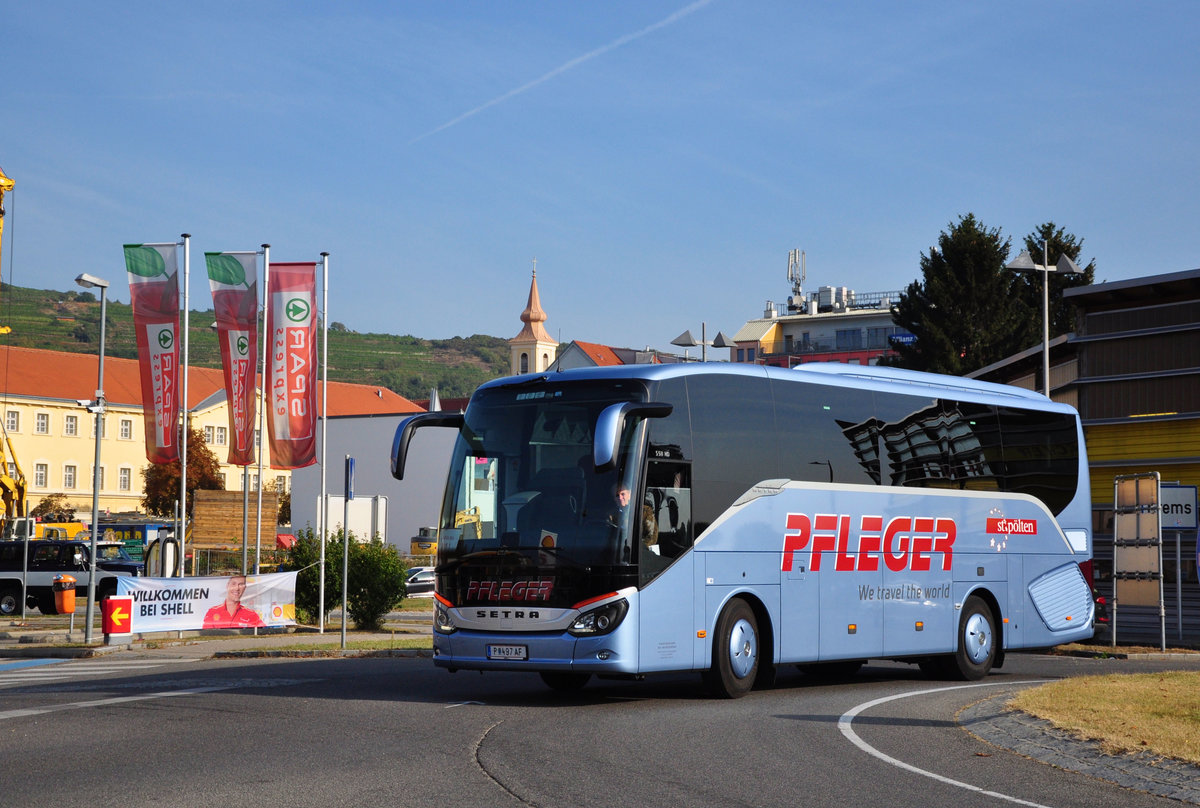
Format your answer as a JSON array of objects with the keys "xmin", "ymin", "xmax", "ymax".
[
  {"xmin": 747, "ymin": 348, "xmax": 756, "ymax": 362},
  {"xmin": 520, "ymin": 352, "xmax": 529, "ymax": 373},
  {"xmin": 119, "ymin": 467, "xmax": 132, "ymax": 492},
  {"xmin": 64, "ymin": 415, "xmax": 78, "ymax": 437},
  {"xmin": 736, "ymin": 349, "xmax": 745, "ymax": 362},
  {"xmin": 835, "ymin": 328, "xmax": 864, "ymax": 351},
  {"xmin": 5, "ymin": 410, "xmax": 18, "ymax": 432},
  {"xmin": 34, "ymin": 464, "xmax": 47, "ymax": 488},
  {"xmin": 35, "ymin": 413, "xmax": 49, "ymax": 434},
  {"xmin": 275, "ymin": 474, "xmax": 287, "ymax": 493},
  {"xmin": 204, "ymin": 425, "xmax": 215, "ymax": 443},
  {"xmin": 92, "ymin": 466, "xmax": 105, "ymax": 490},
  {"xmin": 120, "ymin": 419, "xmax": 133, "ymax": 440},
  {"xmin": 91, "ymin": 416, "xmax": 107, "ymax": 439},
  {"xmin": 7, "ymin": 462, "xmax": 16, "ymax": 478},
  {"xmin": 216, "ymin": 426, "xmax": 227, "ymax": 445},
  {"xmin": 63, "ymin": 465, "xmax": 77, "ymax": 489}
]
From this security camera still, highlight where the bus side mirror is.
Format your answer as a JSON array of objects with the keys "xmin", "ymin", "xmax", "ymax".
[
  {"xmin": 391, "ymin": 411, "xmax": 464, "ymax": 480},
  {"xmin": 594, "ymin": 402, "xmax": 673, "ymax": 473}
]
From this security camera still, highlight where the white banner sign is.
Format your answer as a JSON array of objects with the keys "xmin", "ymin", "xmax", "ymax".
[{"xmin": 117, "ymin": 572, "xmax": 297, "ymax": 633}]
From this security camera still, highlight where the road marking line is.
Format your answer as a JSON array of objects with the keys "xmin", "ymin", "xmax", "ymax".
[
  {"xmin": 0, "ymin": 684, "xmax": 241, "ymax": 720},
  {"xmin": 838, "ymin": 680, "xmax": 1052, "ymax": 808}
]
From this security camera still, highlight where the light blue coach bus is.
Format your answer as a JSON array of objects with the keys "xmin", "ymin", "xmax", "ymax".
[{"xmin": 391, "ymin": 363, "xmax": 1094, "ymax": 697}]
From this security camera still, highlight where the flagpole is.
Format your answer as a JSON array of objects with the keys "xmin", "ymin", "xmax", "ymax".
[
  {"xmin": 318, "ymin": 252, "xmax": 329, "ymax": 633},
  {"xmin": 179, "ymin": 233, "xmax": 190, "ymax": 577},
  {"xmin": 255, "ymin": 244, "xmax": 270, "ymax": 575}
]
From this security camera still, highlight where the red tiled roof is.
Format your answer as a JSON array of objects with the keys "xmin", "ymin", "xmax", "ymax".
[
  {"xmin": 319, "ymin": 381, "xmax": 422, "ymax": 417},
  {"xmin": 0, "ymin": 346, "xmax": 421, "ymax": 416},
  {"xmin": 573, "ymin": 341, "xmax": 624, "ymax": 366}
]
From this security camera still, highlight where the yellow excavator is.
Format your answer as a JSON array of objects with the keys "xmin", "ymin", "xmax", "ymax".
[{"xmin": 0, "ymin": 166, "xmax": 25, "ymax": 537}]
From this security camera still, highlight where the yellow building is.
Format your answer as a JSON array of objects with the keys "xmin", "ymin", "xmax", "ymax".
[{"xmin": 0, "ymin": 346, "xmax": 422, "ymax": 522}]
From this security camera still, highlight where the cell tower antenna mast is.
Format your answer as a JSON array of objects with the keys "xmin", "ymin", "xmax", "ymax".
[
  {"xmin": 787, "ymin": 249, "xmax": 806, "ymax": 314},
  {"xmin": 787, "ymin": 249, "xmax": 805, "ymax": 297}
]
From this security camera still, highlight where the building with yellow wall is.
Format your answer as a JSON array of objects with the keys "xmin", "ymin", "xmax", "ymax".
[{"xmin": 0, "ymin": 346, "xmax": 422, "ymax": 524}]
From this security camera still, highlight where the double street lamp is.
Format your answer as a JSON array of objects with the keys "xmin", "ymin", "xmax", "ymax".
[
  {"xmin": 75, "ymin": 272, "xmax": 109, "ymax": 644},
  {"xmin": 1005, "ymin": 243, "xmax": 1081, "ymax": 397},
  {"xmin": 671, "ymin": 323, "xmax": 734, "ymax": 362}
]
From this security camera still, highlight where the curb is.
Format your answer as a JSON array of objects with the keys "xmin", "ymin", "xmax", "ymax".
[
  {"xmin": 961, "ymin": 690, "xmax": 1200, "ymax": 804},
  {"xmin": 212, "ymin": 648, "xmax": 434, "ymax": 659}
]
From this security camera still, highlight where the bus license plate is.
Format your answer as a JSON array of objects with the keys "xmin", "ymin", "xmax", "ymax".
[{"xmin": 487, "ymin": 644, "xmax": 527, "ymax": 661}]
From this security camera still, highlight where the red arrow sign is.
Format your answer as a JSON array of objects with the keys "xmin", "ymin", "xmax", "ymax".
[{"xmin": 102, "ymin": 596, "xmax": 133, "ymax": 634}]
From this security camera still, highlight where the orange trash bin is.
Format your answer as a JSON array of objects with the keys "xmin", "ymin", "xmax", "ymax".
[{"xmin": 53, "ymin": 574, "xmax": 77, "ymax": 614}]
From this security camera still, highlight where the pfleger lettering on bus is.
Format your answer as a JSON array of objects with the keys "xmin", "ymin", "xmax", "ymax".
[{"xmin": 781, "ymin": 513, "xmax": 956, "ymax": 572}]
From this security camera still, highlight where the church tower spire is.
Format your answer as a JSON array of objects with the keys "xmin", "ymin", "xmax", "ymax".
[{"xmin": 509, "ymin": 259, "xmax": 558, "ymax": 375}]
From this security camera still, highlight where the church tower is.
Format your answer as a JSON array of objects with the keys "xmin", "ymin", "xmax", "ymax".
[{"xmin": 509, "ymin": 261, "xmax": 557, "ymax": 375}]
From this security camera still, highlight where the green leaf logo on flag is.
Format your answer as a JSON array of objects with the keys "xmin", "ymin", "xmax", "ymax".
[
  {"xmin": 124, "ymin": 245, "xmax": 167, "ymax": 278},
  {"xmin": 205, "ymin": 253, "xmax": 247, "ymax": 287}
]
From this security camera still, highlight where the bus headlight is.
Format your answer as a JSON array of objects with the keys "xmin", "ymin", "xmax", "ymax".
[
  {"xmin": 568, "ymin": 598, "xmax": 628, "ymax": 637},
  {"xmin": 433, "ymin": 604, "xmax": 457, "ymax": 635}
]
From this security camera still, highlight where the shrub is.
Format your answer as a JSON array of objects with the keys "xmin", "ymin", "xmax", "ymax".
[{"xmin": 283, "ymin": 527, "xmax": 406, "ymax": 629}]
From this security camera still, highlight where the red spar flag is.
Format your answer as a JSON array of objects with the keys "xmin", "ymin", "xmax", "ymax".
[
  {"xmin": 266, "ymin": 262, "xmax": 318, "ymax": 469},
  {"xmin": 205, "ymin": 252, "xmax": 259, "ymax": 466},
  {"xmin": 124, "ymin": 243, "xmax": 180, "ymax": 464}
]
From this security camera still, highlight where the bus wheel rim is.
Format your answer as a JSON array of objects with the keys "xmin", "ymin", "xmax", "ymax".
[
  {"xmin": 964, "ymin": 612, "xmax": 991, "ymax": 664},
  {"xmin": 727, "ymin": 617, "xmax": 757, "ymax": 679}
]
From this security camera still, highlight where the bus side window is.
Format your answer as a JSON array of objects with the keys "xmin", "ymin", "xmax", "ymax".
[{"xmin": 640, "ymin": 460, "xmax": 692, "ymax": 584}]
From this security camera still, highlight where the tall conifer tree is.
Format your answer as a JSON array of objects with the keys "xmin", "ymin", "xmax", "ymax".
[{"xmin": 887, "ymin": 214, "xmax": 1033, "ymax": 375}]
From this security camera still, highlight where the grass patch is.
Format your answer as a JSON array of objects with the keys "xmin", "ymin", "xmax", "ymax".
[
  {"xmin": 397, "ymin": 597, "xmax": 434, "ymax": 612},
  {"xmin": 1011, "ymin": 671, "xmax": 1200, "ymax": 765},
  {"xmin": 269, "ymin": 636, "xmax": 432, "ymax": 651},
  {"xmin": 1054, "ymin": 642, "xmax": 1200, "ymax": 656}
]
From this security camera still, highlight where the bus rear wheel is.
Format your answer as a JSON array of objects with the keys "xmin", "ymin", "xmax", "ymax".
[
  {"xmin": 539, "ymin": 671, "xmax": 591, "ymax": 692},
  {"xmin": 705, "ymin": 598, "xmax": 759, "ymax": 699}
]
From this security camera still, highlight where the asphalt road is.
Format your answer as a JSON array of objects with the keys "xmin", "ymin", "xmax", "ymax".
[{"xmin": 1, "ymin": 651, "xmax": 1197, "ymax": 808}]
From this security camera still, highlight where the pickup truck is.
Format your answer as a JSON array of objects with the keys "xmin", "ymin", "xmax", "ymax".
[{"xmin": 0, "ymin": 539, "xmax": 144, "ymax": 615}]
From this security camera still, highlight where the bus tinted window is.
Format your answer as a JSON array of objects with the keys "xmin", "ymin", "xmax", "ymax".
[
  {"xmin": 646, "ymin": 377, "xmax": 692, "ymax": 465},
  {"xmin": 774, "ymin": 380, "xmax": 879, "ymax": 485},
  {"xmin": 996, "ymin": 405, "xmax": 1079, "ymax": 515},
  {"xmin": 873, "ymin": 396, "xmax": 1004, "ymax": 493},
  {"xmin": 686, "ymin": 373, "xmax": 777, "ymax": 533}
]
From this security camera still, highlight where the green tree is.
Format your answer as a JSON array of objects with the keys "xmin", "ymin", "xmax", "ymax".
[
  {"xmin": 346, "ymin": 539, "xmax": 407, "ymax": 630},
  {"xmin": 887, "ymin": 214, "xmax": 1032, "ymax": 375},
  {"xmin": 282, "ymin": 528, "xmax": 407, "ymax": 629},
  {"xmin": 140, "ymin": 419, "xmax": 225, "ymax": 517},
  {"xmin": 1013, "ymin": 222, "xmax": 1096, "ymax": 338},
  {"xmin": 30, "ymin": 492, "xmax": 77, "ymax": 522},
  {"xmin": 282, "ymin": 527, "xmax": 343, "ymax": 624}
]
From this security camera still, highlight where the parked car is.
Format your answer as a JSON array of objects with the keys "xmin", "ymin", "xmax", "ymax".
[
  {"xmin": 406, "ymin": 567, "xmax": 435, "ymax": 598},
  {"xmin": 0, "ymin": 539, "xmax": 143, "ymax": 615}
]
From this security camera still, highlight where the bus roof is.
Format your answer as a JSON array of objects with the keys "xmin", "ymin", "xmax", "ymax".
[{"xmin": 482, "ymin": 362, "xmax": 1072, "ymax": 413}]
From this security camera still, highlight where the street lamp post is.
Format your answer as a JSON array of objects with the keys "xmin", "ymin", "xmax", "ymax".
[
  {"xmin": 1005, "ymin": 243, "xmax": 1081, "ymax": 397},
  {"xmin": 671, "ymin": 323, "xmax": 734, "ymax": 362},
  {"xmin": 75, "ymin": 272, "xmax": 109, "ymax": 644}
]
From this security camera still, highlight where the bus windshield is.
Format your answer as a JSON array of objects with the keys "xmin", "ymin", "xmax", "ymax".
[{"xmin": 435, "ymin": 379, "xmax": 647, "ymax": 609}]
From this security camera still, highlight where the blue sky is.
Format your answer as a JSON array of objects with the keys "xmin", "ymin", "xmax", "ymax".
[{"xmin": 3, "ymin": 1, "xmax": 1198, "ymax": 354}]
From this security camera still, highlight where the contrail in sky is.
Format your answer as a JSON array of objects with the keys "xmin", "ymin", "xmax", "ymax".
[{"xmin": 409, "ymin": 0, "xmax": 716, "ymax": 144}]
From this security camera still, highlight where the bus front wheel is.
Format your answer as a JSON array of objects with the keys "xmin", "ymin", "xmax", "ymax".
[{"xmin": 705, "ymin": 598, "xmax": 759, "ymax": 699}]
